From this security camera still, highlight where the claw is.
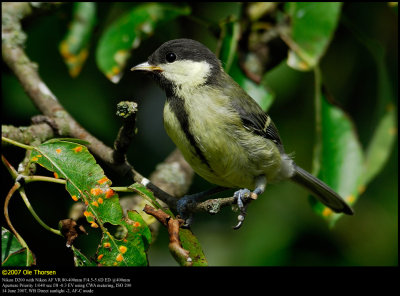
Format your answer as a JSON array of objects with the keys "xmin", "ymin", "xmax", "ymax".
[
  {"xmin": 233, "ymin": 214, "xmax": 245, "ymax": 230},
  {"xmin": 233, "ymin": 189, "xmax": 251, "ymax": 230},
  {"xmin": 181, "ymin": 216, "xmax": 193, "ymax": 228}
]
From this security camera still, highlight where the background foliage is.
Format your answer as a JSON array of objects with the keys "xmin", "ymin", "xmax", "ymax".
[{"xmin": 1, "ymin": 2, "xmax": 398, "ymax": 266}]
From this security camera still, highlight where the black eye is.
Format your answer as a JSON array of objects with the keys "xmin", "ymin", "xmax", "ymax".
[{"xmin": 166, "ymin": 52, "xmax": 176, "ymax": 63}]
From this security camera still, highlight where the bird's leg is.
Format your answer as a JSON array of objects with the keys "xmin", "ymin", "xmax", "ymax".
[
  {"xmin": 233, "ymin": 175, "xmax": 267, "ymax": 230},
  {"xmin": 233, "ymin": 189, "xmax": 251, "ymax": 230},
  {"xmin": 177, "ymin": 186, "xmax": 229, "ymax": 227}
]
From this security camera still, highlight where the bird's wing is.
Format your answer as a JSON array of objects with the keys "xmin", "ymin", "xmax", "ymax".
[{"xmin": 222, "ymin": 74, "xmax": 283, "ymax": 148}]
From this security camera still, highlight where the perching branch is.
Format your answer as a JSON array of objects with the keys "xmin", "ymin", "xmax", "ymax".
[
  {"xmin": 1, "ymin": 2, "xmax": 246, "ymax": 223},
  {"xmin": 1, "ymin": 2, "xmax": 177, "ymax": 207}
]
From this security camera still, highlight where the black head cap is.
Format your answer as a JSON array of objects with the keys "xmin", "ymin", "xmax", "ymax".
[{"xmin": 148, "ymin": 38, "xmax": 222, "ymax": 73}]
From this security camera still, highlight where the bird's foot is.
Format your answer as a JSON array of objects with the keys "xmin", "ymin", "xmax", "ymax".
[
  {"xmin": 176, "ymin": 187, "xmax": 229, "ymax": 228},
  {"xmin": 233, "ymin": 188, "xmax": 259, "ymax": 230},
  {"xmin": 176, "ymin": 194, "xmax": 201, "ymax": 228}
]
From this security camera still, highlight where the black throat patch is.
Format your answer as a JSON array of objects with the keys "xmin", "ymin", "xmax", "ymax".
[{"xmin": 166, "ymin": 95, "xmax": 213, "ymax": 172}]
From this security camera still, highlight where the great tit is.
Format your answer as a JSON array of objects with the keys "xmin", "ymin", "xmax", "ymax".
[{"xmin": 131, "ymin": 38, "xmax": 354, "ymax": 228}]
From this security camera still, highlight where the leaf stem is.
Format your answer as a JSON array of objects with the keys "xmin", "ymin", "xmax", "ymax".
[
  {"xmin": 111, "ymin": 186, "xmax": 132, "ymax": 192},
  {"xmin": 3, "ymin": 159, "xmax": 33, "ymax": 266},
  {"xmin": 2, "ymin": 155, "xmax": 18, "ymax": 179},
  {"xmin": 18, "ymin": 187, "xmax": 62, "ymax": 237},
  {"xmin": 2, "ymin": 136, "xmax": 34, "ymax": 150},
  {"xmin": 24, "ymin": 175, "xmax": 67, "ymax": 185},
  {"xmin": 4, "ymin": 183, "xmax": 29, "ymax": 248}
]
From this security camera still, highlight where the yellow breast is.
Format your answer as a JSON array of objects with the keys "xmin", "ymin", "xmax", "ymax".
[{"xmin": 163, "ymin": 87, "xmax": 282, "ymax": 190}]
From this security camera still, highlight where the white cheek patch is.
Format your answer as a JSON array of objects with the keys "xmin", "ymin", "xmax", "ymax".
[{"xmin": 160, "ymin": 60, "xmax": 212, "ymax": 88}]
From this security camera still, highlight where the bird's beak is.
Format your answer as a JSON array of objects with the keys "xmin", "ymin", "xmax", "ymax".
[{"xmin": 130, "ymin": 62, "xmax": 163, "ymax": 72}]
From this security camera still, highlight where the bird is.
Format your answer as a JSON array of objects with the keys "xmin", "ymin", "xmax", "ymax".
[{"xmin": 131, "ymin": 38, "xmax": 354, "ymax": 229}]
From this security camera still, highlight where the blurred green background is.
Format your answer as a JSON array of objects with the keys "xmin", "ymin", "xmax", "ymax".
[{"xmin": 1, "ymin": 2, "xmax": 398, "ymax": 266}]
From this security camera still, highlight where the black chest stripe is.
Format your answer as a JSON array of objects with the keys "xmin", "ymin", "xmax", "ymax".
[{"xmin": 167, "ymin": 96, "xmax": 214, "ymax": 172}]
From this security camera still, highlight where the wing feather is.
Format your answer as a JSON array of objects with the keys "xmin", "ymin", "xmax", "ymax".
[{"xmin": 220, "ymin": 76, "xmax": 283, "ymax": 148}]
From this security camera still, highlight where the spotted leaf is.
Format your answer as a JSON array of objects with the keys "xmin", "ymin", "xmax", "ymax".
[{"xmin": 29, "ymin": 139, "xmax": 151, "ymax": 266}]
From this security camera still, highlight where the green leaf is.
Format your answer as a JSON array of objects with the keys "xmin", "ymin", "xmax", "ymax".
[
  {"xmin": 322, "ymin": 15, "xmax": 399, "ymax": 220},
  {"xmin": 310, "ymin": 27, "xmax": 397, "ymax": 225},
  {"xmin": 128, "ymin": 183, "xmax": 166, "ymax": 225},
  {"xmin": 30, "ymin": 139, "xmax": 151, "ymax": 266},
  {"xmin": 2, "ymin": 227, "xmax": 35, "ymax": 266},
  {"xmin": 96, "ymin": 210, "xmax": 151, "ymax": 266},
  {"xmin": 362, "ymin": 105, "xmax": 397, "ymax": 186},
  {"xmin": 217, "ymin": 18, "xmax": 274, "ymax": 111},
  {"xmin": 179, "ymin": 229, "xmax": 208, "ymax": 266},
  {"xmin": 311, "ymin": 89, "xmax": 364, "ymax": 226},
  {"xmin": 129, "ymin": 183, "xmax": 166, "ymax": 211},
  {"xmin": 217, "ymin": 16, "xmax": 240, "ymax": 74},
  {"xmin": 284, "ymin": 2, "xmax": 342, "ymax": 70},
  {"xmin": 72, "ymin": 246, "xmax": 96, "ymax": 267},
  {"xmin": 354, "ymin": 24, "xmax": 398, "ymax": 188},
  {"xmin": 230, "ymin": 59, "xmax": 274, "ymax": 112},
  {"xmin": 46, "ymin": 137, "xmax": 91, "ymax": 146},
  {"xmin": 59, "ymin": 2, "xmax": 97, "ymax": 77},
  {"xmin": 96, "ymin": 3, "xmax": 190, "ymax": 83}
]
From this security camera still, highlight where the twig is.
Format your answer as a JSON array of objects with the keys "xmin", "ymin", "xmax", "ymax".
[
  {"xmin": 142, "ymin": 204, "xmax": 170, "ymax": 226},
  {"xmin": 194, "ymin": 192, "xmax": 257, "ymax": 216},
  {"xmin": 167, "ymin": 218, "xmax": 192, "ymax": 266},
  {"xmin": 3, "ymin": 2, "xmax": 124, "ymax": 171},
  {"xmin": 131, "ymin": 169, "xmax": 179, "ymax": 209},
  {"xmin": 143, "ymin": 204, "xmax": 192, "ymax": 266},
  {"xmin": 113, "ymin": 101, "xmax": 138, "ymax": 164},
  {"xmin": 1, "ymin": 2, "xmax": 179, "ymax": 209},
  {"xmin": 1, "ymin": 2, "xmax": 250, "ymax": 223},
  {"xmin": 1, "ymin": 123, "xmax": 55, "ymax": 146},
  {"xmin": 195, "ymin": 196, "xmax": 237, "ymax": 214},
  {"xmin": 149, "ymin": 149, "xmax": 194, "ymax": 200}
]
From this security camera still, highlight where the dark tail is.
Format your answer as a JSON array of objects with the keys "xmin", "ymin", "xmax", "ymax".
[{"xmin": 291, "ymin": 164, "xmax": 354, "ymax": 215}]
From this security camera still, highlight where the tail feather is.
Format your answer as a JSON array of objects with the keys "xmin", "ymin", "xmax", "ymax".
[{"xmin": 291, "ymin": 164, "xmax": 354, "ymax": 215}]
